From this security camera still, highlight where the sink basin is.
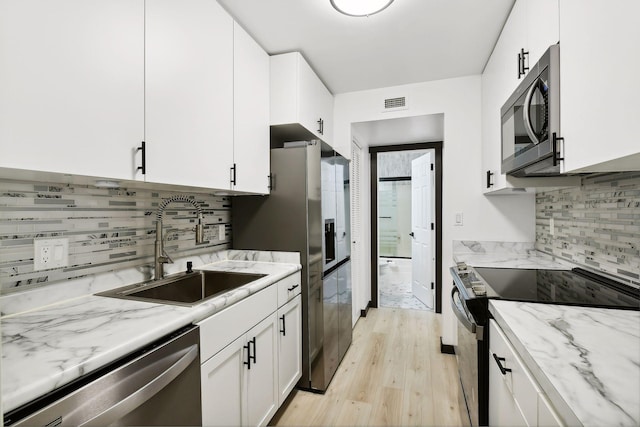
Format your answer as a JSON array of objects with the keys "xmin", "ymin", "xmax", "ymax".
[{"xmin": 97, "ymin": 270, "xmax": 267, "ymax": 306}]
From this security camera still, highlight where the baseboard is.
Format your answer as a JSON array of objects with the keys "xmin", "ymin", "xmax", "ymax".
[
  {"xmin": 360, "ymin": 300, "xmax": 372, "ymax": 317},
  {"xmin": 440, "ymin": 337, "xmax": 455, "ymax": 355}
]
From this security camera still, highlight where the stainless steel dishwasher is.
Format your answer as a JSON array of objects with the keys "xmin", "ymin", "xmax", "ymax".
[{"xmin": 4, "ymin": 326, "xmax": 201, "ymax": 426}]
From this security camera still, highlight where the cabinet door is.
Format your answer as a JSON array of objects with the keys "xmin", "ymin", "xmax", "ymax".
[
  {"xmin": 488, "ymin": 352, "xmax": 528, "ymax": 427},
  {"xmin": 480, "ymin": 0, "xmax": 526, "ymax": 193},
  {"xmin": 201, "ymin": 335, "xmax": 245, "ymax": 427},
  {"xmin": 559, "ymin": 0, "xmax": 640, "ymax": 173},
  {"xmin": 298, "ymin": 56, "xmax": 333, "ymax": 144},
  {"xmin": 0, "ymin": 0, "xmax": 144, "ymax": 180},
  {"xmin": 277, "ymin": 295, "xmax": 302, "ymax": 406},
  {"xmin": 245, "ymin": 313, "xmax": 279, "ymax": 427},
  {"xmin": 233, "ymin": 22, "xmax": 270, "ymax": 194},
  {"xmin": 526, "ymin": 0, "xmax": 559, "ymax": 66},
  {"xmin": 145, "ymin": 0, "xmax": 233, "ymax": 189}
]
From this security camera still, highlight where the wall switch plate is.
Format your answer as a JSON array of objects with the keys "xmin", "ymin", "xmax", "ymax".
[
  {"xmin": 454, "ymin": 212, "xmax": 464, "ymax": 226},
  {"xmin": 218, "ymin": 224, "xmax": 225, "ymax": 240},
  {"xmin": 34, "ymin": 238, "xmax": 69, "ymax": 271}
]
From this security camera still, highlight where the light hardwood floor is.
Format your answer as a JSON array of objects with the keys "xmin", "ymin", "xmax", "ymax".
[{"xmin": 270, "ymin": 307, "xmax": 463, "ymax": 427}]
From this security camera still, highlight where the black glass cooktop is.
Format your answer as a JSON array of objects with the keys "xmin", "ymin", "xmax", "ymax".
[{"xmin": 473, "ymin": 267, "xmax": 640, "ymax": 309}]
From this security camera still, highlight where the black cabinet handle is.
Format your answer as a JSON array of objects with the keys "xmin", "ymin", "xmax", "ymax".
[
  {"xmin": 243, "ymin": 342, "xmax": 251, "ymax": 370},
  {"xmin": 518, "ymin": 48, "xmax": 529, "ymax": 79},
  {"xmin": 267, "ymin": 174, "xmax": 273, "ymax": 190},
  {"xmin": 287, "ymin": 284, "xmax": 299, "ymax": 292},
  {"xmin": 136, "ymin": 141, "xmax": 146, "ymax": 175},
  {"xmin": 250, "ymin": 337, "xmax": 256, "ymax": 364},
  {"xmin": 244, "ymin": 337, "xmax": 257, "ymax": 369},
  {"xmin": 230, "ymin": 163, "xmax": 237, "ymax": 186},
  {"xmin": 486, "ymin": 170, "xmax": 494, "ymax": 188},
  {"xmin": 492, "ymin": 353, "xmax": 512, "ymax": 375},
  {"xmin": 280, "ymin": 315, "xmax": 286, "ymax": 336},
  {"xmin": 552, "ymin": 133, "xmax": 564, "ymax": 167},
  {"xmin": 317, "ymin": 118, "xmax": 324, "ymax": 135}
]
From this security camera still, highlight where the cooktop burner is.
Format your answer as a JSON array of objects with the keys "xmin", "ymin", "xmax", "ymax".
[{"xmin": 469, "ymin": 267, "xmax": 640, "ymax": 309}]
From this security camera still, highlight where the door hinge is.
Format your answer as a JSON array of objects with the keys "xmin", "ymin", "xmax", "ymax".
[{"xmin": 430, "ymin": 223, "xmax": 434, "ymax": 230}]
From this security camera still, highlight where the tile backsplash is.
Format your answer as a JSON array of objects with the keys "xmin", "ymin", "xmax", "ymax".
[
  {"xmin": 536, "ymin": 172, "xmax": 640, "ymax": 282},
  {"xmin": 0, "ymin": 179, "xmax": 232, "ymax": 294}
]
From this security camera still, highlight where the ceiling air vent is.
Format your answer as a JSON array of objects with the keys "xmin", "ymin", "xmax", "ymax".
[{"xmin": 383, "ymin": 96, "xmax": 408, "ymax": 112}]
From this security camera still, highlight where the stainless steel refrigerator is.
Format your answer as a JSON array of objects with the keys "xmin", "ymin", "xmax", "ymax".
[{"xmin": 232, "ymin": 140, "xmax": 352, "ymax": 392}]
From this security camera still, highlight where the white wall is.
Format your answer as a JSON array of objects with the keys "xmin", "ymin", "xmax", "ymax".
[{"xmin": 333, "ymin": 75, "xmax": 535, "ymax": 345}]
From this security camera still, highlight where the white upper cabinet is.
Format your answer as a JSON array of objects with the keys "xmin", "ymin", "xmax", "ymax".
[
  {"xmin": 481, "ymin": 0, "xmax": 580, "ymax": 194},
  {"xmin": 270, "ymin": 53, "xmax": 334, "ymax": 145},
  {"xmin": 233, "ymin": 22, "xmax": 270, "ymax": 194},
  {"xmin": 0, "ymin": 0, "xmax": 144, "ymax": 180},
  {"xmin": 559, "ymin": 0, "xmax": 640, "ymax": 173},
  {"xmin": 145, "ymin": 0, "xmax": 234, "ymax": 189},
  {"xmin": 525, "ymin": 0, "xmax": 560, "ymax": 69}
]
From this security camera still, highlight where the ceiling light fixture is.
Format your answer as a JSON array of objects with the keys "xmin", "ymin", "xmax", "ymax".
[{"xmin": 330, "ymin": 0, "xmax": 394, "ymax": 17}]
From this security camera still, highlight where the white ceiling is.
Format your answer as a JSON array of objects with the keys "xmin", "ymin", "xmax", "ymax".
[{"xmin": 218, "ymin": 0, "xmax": 515, "ymax": 94}]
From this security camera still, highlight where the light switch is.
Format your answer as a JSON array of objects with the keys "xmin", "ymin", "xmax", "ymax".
[{"xmin": 454, "ymin": 212, "xmax": 464, "ymax": 226}]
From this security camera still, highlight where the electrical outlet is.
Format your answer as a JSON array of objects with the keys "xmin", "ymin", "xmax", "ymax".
[
  {"xmin": 218, "ymin": 224, "xmax": 225, "ymax": 240},
  {"xmin": 34, "ymin": 238, "xmax": 69, "ymax": 271},
  {"xmin": 550, "ymin": 218, "xmax": 555, "ymax": 236}
]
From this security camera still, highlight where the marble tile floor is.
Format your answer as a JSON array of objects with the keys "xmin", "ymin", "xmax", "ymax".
[{"xmin": 379, "ymin": 257, "xmax": 429, "ymax": 311}]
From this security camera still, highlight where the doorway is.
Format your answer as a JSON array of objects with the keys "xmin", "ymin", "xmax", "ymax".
[{"xmin": 370, "ymin": 142, "xmax": 443, "ymax": 313}]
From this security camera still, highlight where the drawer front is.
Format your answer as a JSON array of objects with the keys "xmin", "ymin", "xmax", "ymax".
[
  {"xmin": 489, "ymin": 320, "xmax": 539, "ymax": 426},
  {"xmin": 277, "ymin": 272, "xmax": 301, "ymax": 307},
  {"xmin": 198, "ymin": 285, "xmax": 277, "ymax": 363}
]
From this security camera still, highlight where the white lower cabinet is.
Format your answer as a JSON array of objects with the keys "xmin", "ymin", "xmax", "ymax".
[
  {"xmin": 245, "ymin": 314, "xmax": 279, "ymax": 427},
  {"xmin": 200, "ymin": 314, "xmax": 278, "ymax": 427},
  {"xmin": 277, "ymin": 294, "xmax": 302, "ymax": 406},
  {"xmin": 489, "ymin": 320, "xmax": 563, "ymax": 427},
  {"xmin": 198, "ymin": 272, "xmax": 301, "ymax": 426},
  {"xmin": 201, "ymin": 335, "xmax": 245, "ymax": 426}
]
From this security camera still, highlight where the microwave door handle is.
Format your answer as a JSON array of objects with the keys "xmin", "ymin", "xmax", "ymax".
[{"xmin": 523, "ymin": 80, "xmax": 540, "ymax": 144}]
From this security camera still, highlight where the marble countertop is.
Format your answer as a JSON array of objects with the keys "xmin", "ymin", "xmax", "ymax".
[
  {"xmin": 1, "ymin": 258, "xmax": 301, "ymax": 414},
  {"xmin": 453, "ymin": 240, "xmax": 573, "ymax": 270},
  {"xmin": 490, "ymin": 300, "xmax": 640, "ymax": 426}
]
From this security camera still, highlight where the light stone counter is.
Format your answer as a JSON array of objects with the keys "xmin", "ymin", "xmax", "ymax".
[
  {"xmin": 1, "ymin": 251, "xmax": 300, "ymax": 414},
  {"xmin": 490, "ymin": 300, "xmax": 640, "ymax": 426},
  {"xmin": 453, "ymin": 240, "xmax": 573, "ymax": 269}
]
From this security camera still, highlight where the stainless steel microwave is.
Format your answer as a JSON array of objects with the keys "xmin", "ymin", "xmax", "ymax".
[{"xmin": 501, "ymin": 44, "xmax": 562, "ymax": 176}]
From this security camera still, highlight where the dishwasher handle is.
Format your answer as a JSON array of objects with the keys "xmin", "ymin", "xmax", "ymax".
[
  {"xmin": 79, "ymin": 344, "xmax": 198, "ymax": 427},
  {"xmin": 451, "ymin": 287, "xmax": 484, "ymax": 340}
]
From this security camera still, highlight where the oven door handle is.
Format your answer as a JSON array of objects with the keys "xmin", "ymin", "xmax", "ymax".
[{"xmin": 451, "ymin": 287, "xmax": 484, "ymax": 340}]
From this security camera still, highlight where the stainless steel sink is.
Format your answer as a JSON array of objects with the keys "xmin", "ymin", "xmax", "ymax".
[{"xmin": 97, "ymin": 270, "xmax": 267, "ymax": 307}]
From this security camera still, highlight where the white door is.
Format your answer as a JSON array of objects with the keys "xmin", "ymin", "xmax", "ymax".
[{"xmin": 411, "ymin": 152, "xmax": 434, "ymax": 309}]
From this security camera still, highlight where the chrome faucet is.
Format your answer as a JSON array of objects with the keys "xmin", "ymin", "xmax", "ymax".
[{"xmin": 154, "ymin": 195, "xmax": 205, "ymax": 280}]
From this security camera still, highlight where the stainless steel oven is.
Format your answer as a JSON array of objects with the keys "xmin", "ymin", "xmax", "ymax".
[
  {"xmin": 451, "ymin": 285, "xmax": 488, "ymax": 427},
  {"xmin": 501, "ymin": 44, "xmax": 561, "ymax": 177},
  {"xmin": 451, "ymin": 263, "xmax": 639, "ymax": 426},
  {"xmin": 4, "ymin": 326, "xmax": 201, "ymax": 427}
]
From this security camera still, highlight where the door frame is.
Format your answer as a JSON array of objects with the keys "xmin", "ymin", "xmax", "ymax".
[{"xmin": 369, "ymin": 142, "xmax": 443, "ymax": 313}]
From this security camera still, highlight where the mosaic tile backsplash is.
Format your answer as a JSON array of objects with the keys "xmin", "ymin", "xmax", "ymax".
[
  {"xmin": 0, "ymin": 180, "xmax": 232, "ymax": 294},
  {"xmin": 535, "ymin": 172, "xmax": 640, "ymax": 282}
]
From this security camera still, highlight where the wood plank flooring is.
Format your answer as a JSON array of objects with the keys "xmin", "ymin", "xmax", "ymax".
[{"xmin": 270, "ymin": 307, "xmax": 463, "ymax": 427}]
